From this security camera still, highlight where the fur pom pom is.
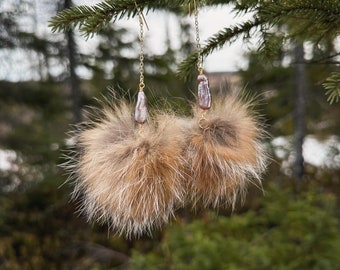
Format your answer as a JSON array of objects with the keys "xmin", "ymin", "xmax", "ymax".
[
  {"xmin": 185, "ymin": 94, "xmax": 268, "ymax": 209},
  {"xmin": 64, "ymin": 101, "xmax": 187, "ymax": 237}
]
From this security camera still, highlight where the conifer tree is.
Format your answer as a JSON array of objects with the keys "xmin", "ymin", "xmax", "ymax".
[{"xmin": 64, "ymin": 0, "xmax": 82, "ymax": 123}]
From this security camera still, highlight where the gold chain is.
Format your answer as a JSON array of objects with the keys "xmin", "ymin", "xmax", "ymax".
[
  {"xmin": 135, "ymin": 3, "xmax": 148, "ymax": 91},
  {"xmin": 194, "ymin": 0, "xmax": 203, "ymax": 74},
  {"xmin": 138, "ymin": 14, "xmax": 145, "ymax": 91}
]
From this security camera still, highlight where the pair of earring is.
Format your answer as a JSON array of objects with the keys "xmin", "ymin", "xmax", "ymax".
[
  {"xmin": 69, "ymin": 99, "xmax": 186, "ymax": 237},
  {"xmin": 62, "ymin": 4, "xmax": 268, "ymax": 238},
  {"xmin": 66, "ymin": 91, "xmax": 267, "ymax": 238}
]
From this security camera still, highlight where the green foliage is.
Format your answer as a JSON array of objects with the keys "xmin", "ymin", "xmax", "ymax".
[
  {"xmin": 129, "ymin": 185, "xmax": 340, "ymax": 270},
  {"xmin": 0, "ymin": 177, "xmax": 130, "ymax": 270},
  {"xmin": 323, "ymin": 72, "xmax": 340, "ymax": 104},
  {"xmin": 263, "ymin": 0, "xmax": 339, "ymax": 40},
  {"xmin": 1, "ymin": 0, "xmax": 339, "ymax": 268}
]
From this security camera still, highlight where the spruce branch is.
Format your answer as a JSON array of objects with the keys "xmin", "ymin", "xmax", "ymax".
[
  {"xmin": 258, "ymin": 0, "xmax": 340, "ymax": 41},
  {"xmin": 49, "ymin": 0, "xmax": 191, "ymax": 38},
  {"xmin": 49, "ymin": 0, "xmax": 139, "ymax": 38},
  {"xmin": 323, "ymin": 72, "xmax": 340, "ymax": 104},
  {"xmin": 177, "ymin": 18, "xmax": 264, "ymax": 79}
]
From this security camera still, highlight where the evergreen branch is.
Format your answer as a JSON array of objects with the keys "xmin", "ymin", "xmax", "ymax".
[
  {"xmin": 177, "ymin": 18, "xmax": 264, "ymax": 79},
  {"xmin": 49, "ymin": 0, "xmax": 138, "ymax": 38},
  {"xmin": 258, "ymin": 1, "xmax": 340, "ymax": 40},
  {"xmin": 259, "ymin": 0, "xmax": 340, "ymax": 20},
  {"xmin": 49, "ymin": 0, "xmax": 190, "ymax": 38},
  {"xmin": 323, "ymin": 72, "xmax": 340, "ymax": 104},
  {"xmin": 229, "ymin": 0, "xmax": 340, "ymax": 66}
]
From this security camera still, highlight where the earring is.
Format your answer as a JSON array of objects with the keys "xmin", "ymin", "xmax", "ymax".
[
  {"xmin": 63, "ymin": 5, "xmax": 186, "ymax": 238},
  {"xmin": 184, "ymin": 1, "xmax": 268, "ymax": 209}
]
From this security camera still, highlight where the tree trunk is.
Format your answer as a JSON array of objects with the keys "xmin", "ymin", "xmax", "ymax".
[
  {"xmin": 64, "ymin": 0, "xmax": 82, "ymax": 123},
  {"xmin": 293, "ymin": 43, "xmax": 306, "ymax": 183}
]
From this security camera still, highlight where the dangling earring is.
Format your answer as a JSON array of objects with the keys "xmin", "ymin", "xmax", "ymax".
[
  {"xmin": 184, "ymin": 0, "xmax": 268, "ymax": 209},
  {"xmin": 63, "ymin": 4, "xmax": 187, "ymax": 238}
]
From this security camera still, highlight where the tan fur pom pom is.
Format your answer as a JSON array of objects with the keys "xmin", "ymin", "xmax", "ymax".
[
  {"xmin": 65, "ymin": 101, "xmax": 187, "ymax": 237},
  {"xmin": 185, "ymin": 94, "xmax": 268, "ymax": 209}
]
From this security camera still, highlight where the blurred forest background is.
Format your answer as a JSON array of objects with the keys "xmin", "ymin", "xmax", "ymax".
[{"xmin": 0, "ymin": 0, "xmax": 339, "ymax": 269}]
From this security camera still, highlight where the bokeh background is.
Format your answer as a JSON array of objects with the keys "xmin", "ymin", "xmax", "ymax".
[{"xmin": 0, "ymin": 0, "xmax": 339, "ymax": 269}]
